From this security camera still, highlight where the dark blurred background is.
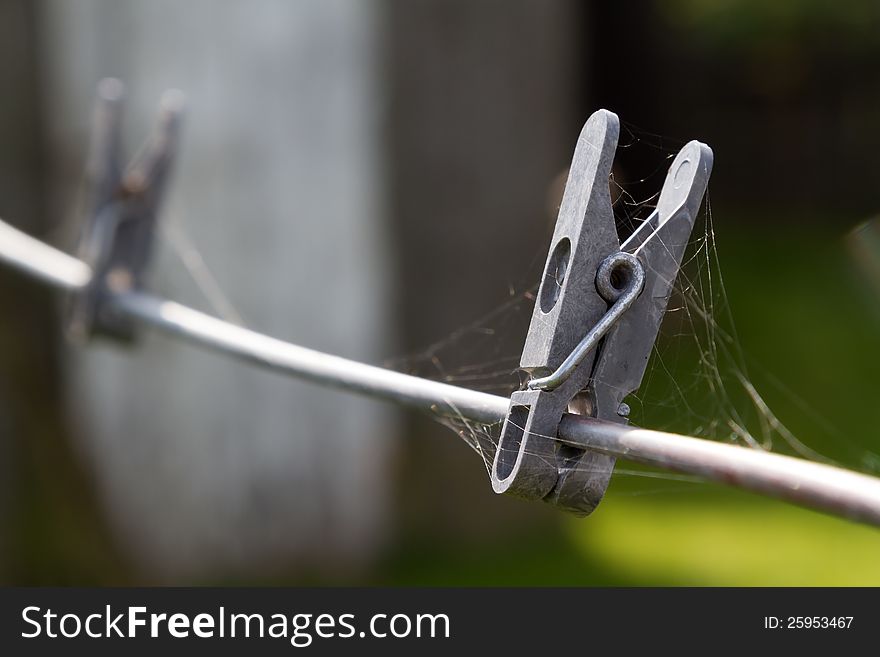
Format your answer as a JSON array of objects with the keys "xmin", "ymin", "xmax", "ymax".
[{"xmin": 2, "ymin": 0, "xmax": 880, "ymax": 586}]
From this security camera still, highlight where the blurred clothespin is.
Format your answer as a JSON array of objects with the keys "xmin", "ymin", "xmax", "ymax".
[
  {"xmin": 65, "ymin": 78, "xmax": 184, "ymax": 342},
  {"xmin": 490, "ymin": 109, "xmax": 713, "ymax": 515}
]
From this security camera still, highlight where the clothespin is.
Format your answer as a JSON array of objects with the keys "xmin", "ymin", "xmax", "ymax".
[
  {"xmin": 65, "ymin": 78, "xmax": 184, "ymax": 342},
  {"xmin": 490, "ymin": 109, "xmax": 713, "ymax": 515}
]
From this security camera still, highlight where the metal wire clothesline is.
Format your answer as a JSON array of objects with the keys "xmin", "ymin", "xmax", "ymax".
[{"xmin": 1, "ymin": 217, "xmax": 879, "ymax": 528}]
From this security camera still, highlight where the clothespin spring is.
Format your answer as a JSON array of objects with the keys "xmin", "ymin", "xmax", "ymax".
[{"xmin": 527, "ymin": 251, "xmax": 645, "ymax": 392}]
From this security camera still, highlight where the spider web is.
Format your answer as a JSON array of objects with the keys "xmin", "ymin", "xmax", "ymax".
[{"xmin": 385, "ymin": 120, "xmax": 876, "ymax": 494}]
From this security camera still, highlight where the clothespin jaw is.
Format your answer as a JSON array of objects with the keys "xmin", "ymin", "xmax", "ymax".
[
  {"xmin": 490, "ymin": 109, "xmax": 714, "ymax": 515},
  {"xmin": 490, "ymin": 109, "xmax": 621, "ymax": 504},
  {"xmin": 65, "ymin": 79, "xmax": 184, "ymax": 343}
]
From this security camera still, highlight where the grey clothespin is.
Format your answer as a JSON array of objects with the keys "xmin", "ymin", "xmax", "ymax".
[
  {"xmin": 490, "ymin": 109, "xmax": 713, "ymax": 515},
  {"xmin": 65, "ymin": 78, "xmax": 184, "ymax": 342}
]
